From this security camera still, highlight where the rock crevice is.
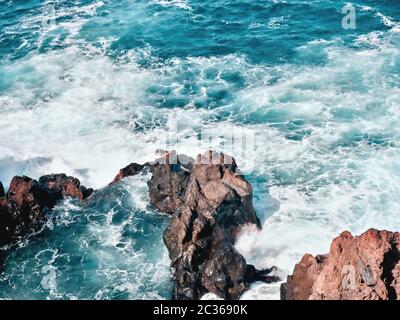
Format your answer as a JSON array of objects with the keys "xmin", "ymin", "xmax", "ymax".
[{"xmin": 380, "ymin": 240, "xmax": 400, "ymax": 300}]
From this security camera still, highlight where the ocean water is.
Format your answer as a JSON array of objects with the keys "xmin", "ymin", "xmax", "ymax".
[{"xmin": 0, "ymin": 0, "xmax": 399, "ymax": 300}]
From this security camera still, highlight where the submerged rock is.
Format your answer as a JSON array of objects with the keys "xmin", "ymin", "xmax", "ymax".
[
  {"xmin": 112, "ymin": 150, "xmax": 269, "ymax": 300},
  {"xmin": 0, "ymin": 174, "xmax": 92, "ymax": 247},
  {"xmin": 281, "ymin": 229, "xmax": 400, "ymax": 300}
]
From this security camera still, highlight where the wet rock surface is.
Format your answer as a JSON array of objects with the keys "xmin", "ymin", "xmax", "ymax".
[
  {"xmin": 281, "ymin": 229, "xmax": 400, "ymax": 300},
  {"xmin": 148, "ymin": 153, "xmax": 192, "ymax": 215},
  {"xmin": 39, "ymin": 174, "xmax": 93, "ymax": 203},
  {"xmin": 117, "ymin": 150, "xmax": 267, "ymax": 300},
  {"xmin": 0, "ymin": 175, "xmax": 92, "ymax": 247},
  {"xmin": 0, "ymin": 151, "xmax": 276, "ymax": 300},
  {"xmin": 111, "ymin": 150, "xmax": 273, "ymax": 299},
  {"xmin": 110, "ymin": 163, "xmax": 146, "ymax": 185},
  {"xmin": 3, "ymin": 176, "xmax": 44, "ymax": 245},
  {"xmin": 5, "ymin": 155, "xmax": 399, "ymax": 301}
]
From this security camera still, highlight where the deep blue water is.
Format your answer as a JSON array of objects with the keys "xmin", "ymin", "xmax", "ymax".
[{"xmin": 0, "ymin": 0, "xmax": 399, "ymax": 299}]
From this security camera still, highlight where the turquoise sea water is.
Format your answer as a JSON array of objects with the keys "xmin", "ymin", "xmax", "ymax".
[{"xmin": 0, "ymin": 0, "xmax": 399, "ymax": 299}]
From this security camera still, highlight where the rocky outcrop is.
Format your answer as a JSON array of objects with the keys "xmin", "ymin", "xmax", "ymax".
[
  {"xmin": 110, "ymin": 163, "xmax": 145, "ymax": 185},
  {"xmin": 3, "ymin": 176, "xmax": 44, "ymax": 244},
  {"xmin": 112, "ymin": 150, "xmax": 271, "ymax": 300},
  {"xmin": 0, "ymin": 175, "xmax": 92, "ymax": 247},
  {"xmin": 0, "ymin": 183, "xmax": 11, "ymax": 247},
  {"xmin": 161, "ymin": 151, "xmax": 262, "ymax": 299},
  {"xmin": 0, "ymin": 151, "xmax": 275, "ymax": 300},
  {"xmin": 280, "ymin": 254, "xmax": 327, "ymax": 300},
  {"xmin": 38, "ymin": 174, "xmax": 93, "ymax": 206},
  {"xmin": 281, "ymin": 229, "xmax": 400, "ymax": 300},
  {"xmin": 110, "ymin": 154, "xmax": 192, "ymax": 215}
]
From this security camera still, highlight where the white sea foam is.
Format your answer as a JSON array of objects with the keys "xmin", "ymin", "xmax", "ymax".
[
  {"xmin": 232, "ymin": 28, "xmax": 400, "ymax": 299},
  {"xmin": 356, "ymin": 5, "xmax": 400, "ymax": 34},
  {"xmin": 151, "ymin": 0, "xmax": 192, "ymax": 11},
  {"xmin": 0, "ymin": 47, "xmax": 269, "ymax": 187},
  {"xmin": 1, "ymin": 0, "xmax": 400, "ymax": 300},
  {"xmin": 0, "ymin": 0, "xmax": 105, "ymax": 55},
  {"xmin": 376, "ymin": 12, "xmax": 397, "ymax": 28},
  {"xmin": 267, "ymin": 16, "xmax": 287, "ymax": 30},
  {"xmin": 201, "ymin": 293, "xmax": 224, "ymax": 300}
]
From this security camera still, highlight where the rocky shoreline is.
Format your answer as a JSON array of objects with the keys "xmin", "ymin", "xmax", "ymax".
[
  {"xmin": 110, "ymin": 150, "xmax": 278, "ymax": 300},
  {"xmin": 1, "ymin": 151, "xmax": 399, "ymax": 300},
  {"xmin": 0, "ymin": 151, "xmax": 277, "ymax": 299}
]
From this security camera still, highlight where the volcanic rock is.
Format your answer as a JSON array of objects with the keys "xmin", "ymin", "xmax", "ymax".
[
  {"xmin": 152, "ymin": 151, "xmax": 262, "ymax": 299},
  {"xmin": 110, "ymin": 163, "xmax": 146, "ymax": 185},
  {"xmin": 0, "ymin": 174, "xmax": 92, "ymax": 247},
  {"xmin": 281, "ymin": 229, "xmax": 400, "ymax": 300},
  {"xmin": 280, "ymin": 254, "xmax": 327, "ymax": 300},
  {"xmin": 0, "ymin": 194, "xmax": 12, "ymax": 247},
  {"xmin": 111, "ymin": 150, "xmax": 269, "ymax": 299},
  {"xmin": 5, "ymin": 176, "xmax": 44, "ymax": 241},
  {"xmin": 147, "ymin": 153, "xmax": 192, "ymax": 215},
  {"xmin": 38, "ymin": 174, "xmax": 93, "ymax": 207}
]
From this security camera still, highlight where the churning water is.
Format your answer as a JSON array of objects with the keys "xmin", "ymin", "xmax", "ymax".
[{"xmin": 0, "ymin": 0, "xmax": 399, "ymax": 299}]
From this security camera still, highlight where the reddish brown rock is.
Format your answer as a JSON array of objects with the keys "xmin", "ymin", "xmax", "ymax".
[
  {"xmin": 6, "ymin": 176, "xmax": 44, "ymax": 236},
  {"xmin": 281, "ymin": 254, "xmax": 327, "ymax": 300},
  {"xmin": 0, "ymin": 174, "xmax": 92, "ymax": 247},
  {"xmin": 0, "ymin": 197, "xmax": 12, "ymax": 247},
  {"xmin": 281, "ymin": 229, "xmax": 400, "ymax": 300},
  {"xmin": 110, "ymin": 163, "xmax": 145, "ymax": 185},
  {"xmin": 38, "ymin": 174, "xmax": 93, "ymax": 206},
  {"xmin": 0, "ymin": 181, "xmax": 8, "ymax": 246}
]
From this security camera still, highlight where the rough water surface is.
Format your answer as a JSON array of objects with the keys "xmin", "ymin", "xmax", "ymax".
[{"xmin": 0, "ymin": 0, "xmax": 399, "ymax": 299}]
